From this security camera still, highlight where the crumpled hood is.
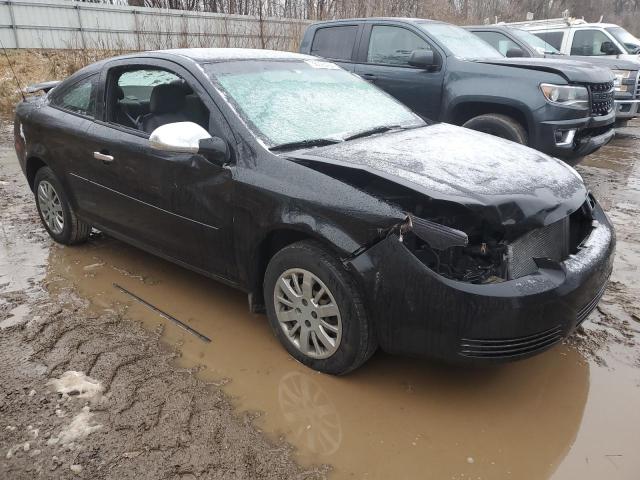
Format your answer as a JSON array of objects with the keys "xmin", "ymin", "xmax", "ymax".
[
  {"xmin": 477, "ymin": 57, "xmax": 614, "ymax": 83},
  {"xmin": 290, "ymin": 123, "xmax": 588, "ymax": 234}
]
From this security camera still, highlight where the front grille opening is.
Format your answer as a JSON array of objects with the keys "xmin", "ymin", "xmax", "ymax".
[{"xmin": 507, "ymin": 199, "xmax": 594, "ymax": 279}]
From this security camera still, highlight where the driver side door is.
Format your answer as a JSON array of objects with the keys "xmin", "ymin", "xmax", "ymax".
[{"xmin": 75, "ymin": 59, "xmax": 236, "ymax": 280}]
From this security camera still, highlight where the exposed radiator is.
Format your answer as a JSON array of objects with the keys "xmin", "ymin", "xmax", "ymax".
[{"xmin": 507, "ymin": 217, "xmax": 569, "ymax": 279}]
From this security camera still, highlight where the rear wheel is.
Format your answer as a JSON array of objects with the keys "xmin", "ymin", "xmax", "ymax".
[
  {"xmin": 264, "ymin": 240, "xmax": 377, "ymax": 375},
  {"xmin": 34, "ymin": 167, "xmax": 91, "ymax": 245},
  {"xmin": 462, "ymin": 113, "xmax": 528, "ymax": 145}
]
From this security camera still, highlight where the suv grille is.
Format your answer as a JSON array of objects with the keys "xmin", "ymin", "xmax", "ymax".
[
  {"xmin": 589, "ymin": 81, "xmax": 614, "ymax": 116},
  {"xmin": 636, "ymin": 71, "xmax": 640, "ymax": 99}
]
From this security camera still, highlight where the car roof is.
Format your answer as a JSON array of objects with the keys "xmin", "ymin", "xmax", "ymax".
[{"xmin": 154, "ymin": 48, "xmax": 315, "ymax": 62}]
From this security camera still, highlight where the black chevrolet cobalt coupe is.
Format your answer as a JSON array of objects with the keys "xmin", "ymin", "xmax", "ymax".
[{"xmin": 14, "ymin": 49, "xmax": 614, "ymax": 374}]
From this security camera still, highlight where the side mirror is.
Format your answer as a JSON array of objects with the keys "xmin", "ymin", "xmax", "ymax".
[
  {"xmin": 600, "ymin": 41, "xmax": 619, "ymax": 55},
  {"xmin": 149, "ymin": 121, "xmax": 211, "ymax": 153},
  {"xmin": 506, "ymin": 47, "xmax": 525, "ymax": 58},
  {"xmin": 149, "ymin": 121, "xmax": 230, "ymax": 166},
  {"xmin": 408, "ymin": 49, "xmax": 436, "ymax": 69}
]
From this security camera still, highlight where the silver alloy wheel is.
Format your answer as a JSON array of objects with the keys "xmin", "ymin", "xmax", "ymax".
[
  {"xmin": 274, "ymin": 268, "xmax": 342, "ymax": 359},
  {"xmin": 37, "ymin": 180, "xmax": 64, "ymax": 235}
]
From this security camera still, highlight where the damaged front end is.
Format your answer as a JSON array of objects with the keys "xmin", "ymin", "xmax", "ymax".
[{"xmin": 369, "ymin": 194, "xmax": 597, "ymax": 285}]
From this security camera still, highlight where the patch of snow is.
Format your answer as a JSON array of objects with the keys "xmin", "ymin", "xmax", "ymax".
[
  {"xmin": 0, "ymin": 304, "xmax": 30, "ymax": 329},
  {"xmin": 70, "ymin": 464, "xmax": 83, "ymax": 474},
  {"xmin": 53, "ymin": 406, "xmax": 102, "ymax": 447},
  {"xmin": 565, "ymin": 219, "xmax": 613, "ymax": 274},
  {"xmin": 47, "ymin": 371, "xmax": 103, "ymax": 402}
]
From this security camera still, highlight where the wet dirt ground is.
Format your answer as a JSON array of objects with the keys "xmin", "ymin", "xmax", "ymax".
[{"xmin": 1, "ymin": 121, "xmax": 639, "ymax": 479}]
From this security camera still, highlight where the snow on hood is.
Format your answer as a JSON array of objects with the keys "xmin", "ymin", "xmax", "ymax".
[{"xmin": 294, "ymin": 123, "xmax": 588, "ymax": 229}]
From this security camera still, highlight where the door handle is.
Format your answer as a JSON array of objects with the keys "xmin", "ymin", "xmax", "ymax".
[
  {"xmin": 360, "ymin": 73, "xmax": 377, "ymax": 81},
  {"xmin": 93, "ymin": 151, "xmax": 114, "ymax": 163}
]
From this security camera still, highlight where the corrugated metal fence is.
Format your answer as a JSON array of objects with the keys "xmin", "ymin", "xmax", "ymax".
[{"xmin": 0, "ymin": 0, "xmax": 310, "ymax": 50}]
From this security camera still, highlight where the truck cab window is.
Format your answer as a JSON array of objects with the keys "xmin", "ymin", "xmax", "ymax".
[
  {"xmin": 311, "ymin": 26, "xmax": 358, "ymax": 61},
  {"xmin": 571, "ymin": 30, "xmax": 617, "ymax": 56},
  {"xmin": 534, "ymin": 31, "xmax": 564, "ymax": 50},
  {"xmin": 367, "ymin": 26, "xmax": 430, "ymax": 66},
  {"xmin": 474, "ymin": 31, "xmax": 521, "ymax": 56}
]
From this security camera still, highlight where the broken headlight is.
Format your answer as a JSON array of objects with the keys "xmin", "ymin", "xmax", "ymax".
[{"xmin": 400, "ymin": 215, "xmax": 508, "ymax": 284}]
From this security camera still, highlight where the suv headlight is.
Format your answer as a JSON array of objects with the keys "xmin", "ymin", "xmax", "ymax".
[
  {"xmin": 612, "ymin": 69, "xmax": 632, "ymax": 93},
  {"xmin": 540, "ymin": 83, "xmax": 589, "ymax": 110}
]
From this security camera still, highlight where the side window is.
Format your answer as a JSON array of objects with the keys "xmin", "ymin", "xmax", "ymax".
[
  {"xmin": 534, "ymin": 31, "xmax": 564, "ymax": 50},
  {"xmin": 474, "ymin": 31, "xmax": 521, "ymax": 56},
  {"xmin": 51, "ymin": 75, "xmax": 97, "ymax": 117},
  {"xmin": 311, "ymin": 26, "xmax": 358, "ymax": 61},
  {"xmin": 570, "ymin": 30, "xmax": 614, "ymax": 56},
  {"xmin": 108, "ymin": 67, "xmax": 210, "ymax": 134},
  {"xmin": 367, "ymin": 26, "xmax": 431, "ymax": 66}
]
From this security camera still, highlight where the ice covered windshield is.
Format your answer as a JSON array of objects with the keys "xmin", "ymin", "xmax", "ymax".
[
  {"xmin": 510, "ymin": 28, "xmax": 561, "ymax": 54},
  {"xmin": 419, "ymin": 23, "xmax": 504, "ymax": 59},
  {"xmin": 204, "ymin": 59, "xmax": 424, "ymax": 147},
  {"xmin": 606, "ymin": 27, "xmax": 640, "ymax": 54}
]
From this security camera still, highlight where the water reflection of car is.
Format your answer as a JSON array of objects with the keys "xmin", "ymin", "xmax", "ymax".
[
  {"xmin": 467, "ymin": 24, "xmax": 640, "ymax": 127},
  {"xmin": 13, "ymin": 49, "xmax": 614, "ymax": 375}
]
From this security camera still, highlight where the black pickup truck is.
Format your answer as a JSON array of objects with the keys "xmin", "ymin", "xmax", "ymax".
[{"xmin": 300, "ymin": 18, "xmax": 616, "ymax": 163}]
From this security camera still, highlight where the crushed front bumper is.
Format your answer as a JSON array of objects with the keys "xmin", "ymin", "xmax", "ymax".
[{"xmin": 347, "ymin": 202, "xmax": 615, "ymax": 364}]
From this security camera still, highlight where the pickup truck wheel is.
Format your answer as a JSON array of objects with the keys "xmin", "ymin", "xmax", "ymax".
[
  {"xmin": 34, "ymin": 167, "xmax": 92, "ymax": 245},
  {"xmin": 463, "ymin": 114, "xmax": 528, "ymax": 145},
  {"xmin": 264, "ymin": 240, "xmax": 377, "ymax": 375}
]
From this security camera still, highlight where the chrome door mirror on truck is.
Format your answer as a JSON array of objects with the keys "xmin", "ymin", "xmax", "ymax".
[{"xmin": 149, "ymin": 121, "xmax": 230, "ymax": 166}]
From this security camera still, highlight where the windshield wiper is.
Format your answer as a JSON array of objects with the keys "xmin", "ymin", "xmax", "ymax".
[
  {"xmin": 343, "ymin": 125, "xmax": 400, "ymax": 141},
  {"xmin": 270, "ymin": 138, "xmax": 342, "ymax": 152}
]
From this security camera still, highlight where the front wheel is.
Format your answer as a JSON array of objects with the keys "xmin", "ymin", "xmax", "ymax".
[
  {"xmin": 462, "ymin": 113, "xmax": 528, "ymax": 145},
  {"xmin": 34, "ymin": 167, "xmax": 92, "ymax": 245},
  {"xmin": 264, "ymin": 240, "xmax": 377, "ymax": 375}
]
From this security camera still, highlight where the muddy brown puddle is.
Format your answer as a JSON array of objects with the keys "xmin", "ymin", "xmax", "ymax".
[{"xmin": 3, "ymin": 124, "xmax": 640, "ymax": 479}]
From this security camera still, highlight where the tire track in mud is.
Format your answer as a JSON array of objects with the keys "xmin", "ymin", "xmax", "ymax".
[{"xmin": 0, "ymin": 131, "xmax": 329, "ymax": 480}]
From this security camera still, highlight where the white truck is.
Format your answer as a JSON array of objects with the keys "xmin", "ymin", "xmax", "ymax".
[{"xmin": 509, "ymin": 18, "xmax": 640, "ymax": 60}]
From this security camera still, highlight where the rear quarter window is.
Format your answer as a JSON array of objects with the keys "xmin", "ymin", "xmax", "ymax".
[
  {"xmin": 50, "ymin": 74, "xmax": 97, "ymax": 117},
  {"xmin": 310, "ymin": 25, "xmax": 358, "ymax": 61}
]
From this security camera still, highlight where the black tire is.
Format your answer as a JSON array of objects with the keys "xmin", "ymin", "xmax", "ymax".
[
  {"xmin": 462, "ymin": 113, "xmax": 528, "ymax": 145},
  {"xmin": 34, "ymin": 167, "xmax": 91, "ymax": 245},
  {"xmin": 264, "ymin": 240, "xmax": 377, "ymax": 375}
]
